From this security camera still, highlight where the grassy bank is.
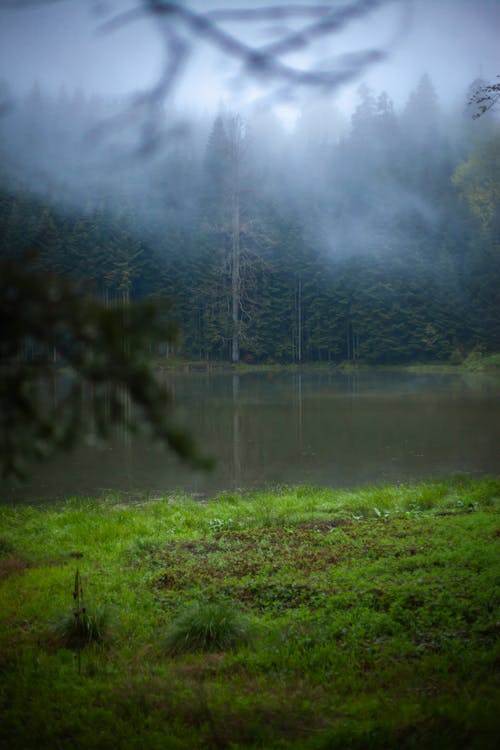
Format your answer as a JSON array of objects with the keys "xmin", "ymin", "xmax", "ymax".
[
  {"xmin": 1, "ymin": 477, "xmax": 499, "ymax": 749},
  {"xmin": 156, "ymin": 352, "xmax": 500, "ymax": 375}
]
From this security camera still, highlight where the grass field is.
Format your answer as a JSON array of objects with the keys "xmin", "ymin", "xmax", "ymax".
[{"xmin": 1, "ymin": 477, "xmax": 499, "ymax": 749}]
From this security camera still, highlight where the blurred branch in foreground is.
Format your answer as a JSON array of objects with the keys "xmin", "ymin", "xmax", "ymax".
[
  {"xmin": 95, "ymin": 0, "xmax": 402, "ymax": 152},
  {"xmin": 0, "ymin": 253, "xmax": 210, "ymax": 479}
]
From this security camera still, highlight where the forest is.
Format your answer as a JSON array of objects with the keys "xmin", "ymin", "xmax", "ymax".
[{"xmin": 0, "ymin": 73, "xmax": 499, "ymax": 366}]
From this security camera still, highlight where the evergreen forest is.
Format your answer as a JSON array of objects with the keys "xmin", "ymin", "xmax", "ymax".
[{"xmin": 1, "ymin": 74, "xmax": 499, "ymax": 366}]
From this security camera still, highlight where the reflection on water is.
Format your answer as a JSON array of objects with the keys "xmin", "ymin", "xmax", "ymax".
[{"xmin": 2, "ymin": 370, "xmax": 499, "ymax": 503}]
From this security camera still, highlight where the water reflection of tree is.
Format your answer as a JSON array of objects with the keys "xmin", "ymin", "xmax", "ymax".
[
  {"xmin": 232, "ymin": 373, "xmax": 241, "ymax": 488},
  {"xmin": 295, "ymin": 371, "xmax": 303, "ymax": 454}
]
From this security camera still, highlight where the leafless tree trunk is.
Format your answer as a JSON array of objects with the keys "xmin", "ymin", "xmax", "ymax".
[
  {"xmin": 297, "ymin": 276, "xmax": 303, "ymax": 363},
  {"xmin": 227, "ymin": 116, "xmax": 243, "ymax": 364}
]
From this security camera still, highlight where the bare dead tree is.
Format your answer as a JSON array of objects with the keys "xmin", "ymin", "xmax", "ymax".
[{"xmin": 226, "ymin": 115, "xmax": 243, "ymax": 363}]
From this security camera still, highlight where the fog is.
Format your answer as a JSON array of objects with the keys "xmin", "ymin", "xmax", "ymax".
[
  {"xmin": 0, "ymin": 0, "xmax": 497, "ymax": 207},
  {"xmin": 0, "ymin": 1, "xmax": 499, "ymax": 365},
  {"xmin": 1, "ymin": 1, "xmax": 498, "ymax": 112}
]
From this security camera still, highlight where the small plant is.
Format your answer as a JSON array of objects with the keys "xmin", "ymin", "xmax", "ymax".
[
  {"xmin": 373, "ymin": 506, "xmax": 391, "ymax": 520},
  {"xmin": 207, "ymin": 517, "xmax": 234, "ymax": 533},
  {"xmin": 164, "ymin": 598, "xmax": 255, "ymax": 655},
  {"xmin": 52, "ymin": 569, "xmax": 110, "ymax": 651}
]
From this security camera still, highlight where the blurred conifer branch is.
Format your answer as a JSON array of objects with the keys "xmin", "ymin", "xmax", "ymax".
[
  {"xmin": 469, "ymin": 75, "xmax": 500, "ymax": 119},
  {"xmin": 0, "ymin": 252, "xmax": 209, "ymax": 479}
]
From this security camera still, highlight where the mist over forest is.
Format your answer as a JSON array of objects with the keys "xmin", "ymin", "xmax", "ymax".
[{"xmin": 0, "ymin": 0, "xmax": 499, "ymax": 366}]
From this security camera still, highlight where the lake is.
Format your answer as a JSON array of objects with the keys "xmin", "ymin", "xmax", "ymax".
[{"xmin": 2, "ymin": 370, "xmax": 499, "ymax": 503}]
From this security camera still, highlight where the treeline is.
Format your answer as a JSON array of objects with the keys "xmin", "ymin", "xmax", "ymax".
[{"xmin": 0, "ymin": 75, "xmax": 499, "ymax": 364}]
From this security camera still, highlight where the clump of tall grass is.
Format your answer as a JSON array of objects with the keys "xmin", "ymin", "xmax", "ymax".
[
  {"xmin": 52, "ymin": 604, "xmax": 110, "ymax": 649},
  {"xmin": 51, "ymin": 569, "xmax": 111, "ymax": 650},
  {"xmin": 164, "ymin": 599, "xmax": 255, "ymax": 655}
]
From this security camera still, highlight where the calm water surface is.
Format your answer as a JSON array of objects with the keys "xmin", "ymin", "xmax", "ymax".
[{"xmin": 2, "ymin": 371, "xmax": 499, "ymax": 503}]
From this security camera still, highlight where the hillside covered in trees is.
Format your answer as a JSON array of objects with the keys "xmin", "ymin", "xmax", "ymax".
[{"xmin": 1, "ymin": 74, "xmax": 499, "ymax": 365}]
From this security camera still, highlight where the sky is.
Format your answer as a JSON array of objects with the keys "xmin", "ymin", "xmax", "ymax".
[{"xmin": 0, "ymin": 0, "xmax": 498, "ymax": 125}]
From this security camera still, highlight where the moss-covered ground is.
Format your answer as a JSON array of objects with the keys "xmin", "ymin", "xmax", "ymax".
[{"xmin": 0, "ymin": 477, "xmax": 499, "ymax": 749}]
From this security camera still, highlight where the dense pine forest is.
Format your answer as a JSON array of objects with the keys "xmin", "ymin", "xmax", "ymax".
[{"xmin": 1, "ymin": 74, "xmax": 499, "ymax": 365}]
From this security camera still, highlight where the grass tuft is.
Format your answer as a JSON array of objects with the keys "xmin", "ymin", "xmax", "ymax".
[
  {"xmin": 51, "ymin": 604, "xmax": 111, "ymax": 649},
  {"xmin": 164, "ymin": 599, "xmax": 255, "ymax": 655}
]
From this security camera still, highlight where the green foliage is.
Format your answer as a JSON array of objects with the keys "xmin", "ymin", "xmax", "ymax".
[
  {"xmin": 452, "ymin": 133, "xmax": 500, "ymax": 233},
  {"xmin": 463, "ymin": 349, "xmax": 500, "ymax": 371},
  {"xmin": 207, "ymin": 517, "xmax": 235, "ymax": 533},
  {"xmin": 0, "ymin": 535, "xmax": 15, "ymax": 556},
  {"xmin": 164, "ymin": 598, "xmax": 255, "ymax": 655}
]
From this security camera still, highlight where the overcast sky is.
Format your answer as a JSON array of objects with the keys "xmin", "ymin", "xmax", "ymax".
[{"xmin": 0, "ymin": 0, "xmax": 498, "ymax": 123}]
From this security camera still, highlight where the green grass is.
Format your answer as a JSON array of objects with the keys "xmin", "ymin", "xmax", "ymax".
[
  {"xmin": 0, "ymin": 476, "xmax": 499, "ymax": 749},
  {"xmin": 164, "ymin": 598, "xmax": 256, "ymax": 655},
  {"xmin": 154, "ymin": 354, "xmax": 500, "ymax": 374}
]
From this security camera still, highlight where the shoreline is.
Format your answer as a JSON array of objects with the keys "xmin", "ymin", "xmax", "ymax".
[{"xmin": 156, "ymin": 353, "xmax": 500, "ymax": 375}]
